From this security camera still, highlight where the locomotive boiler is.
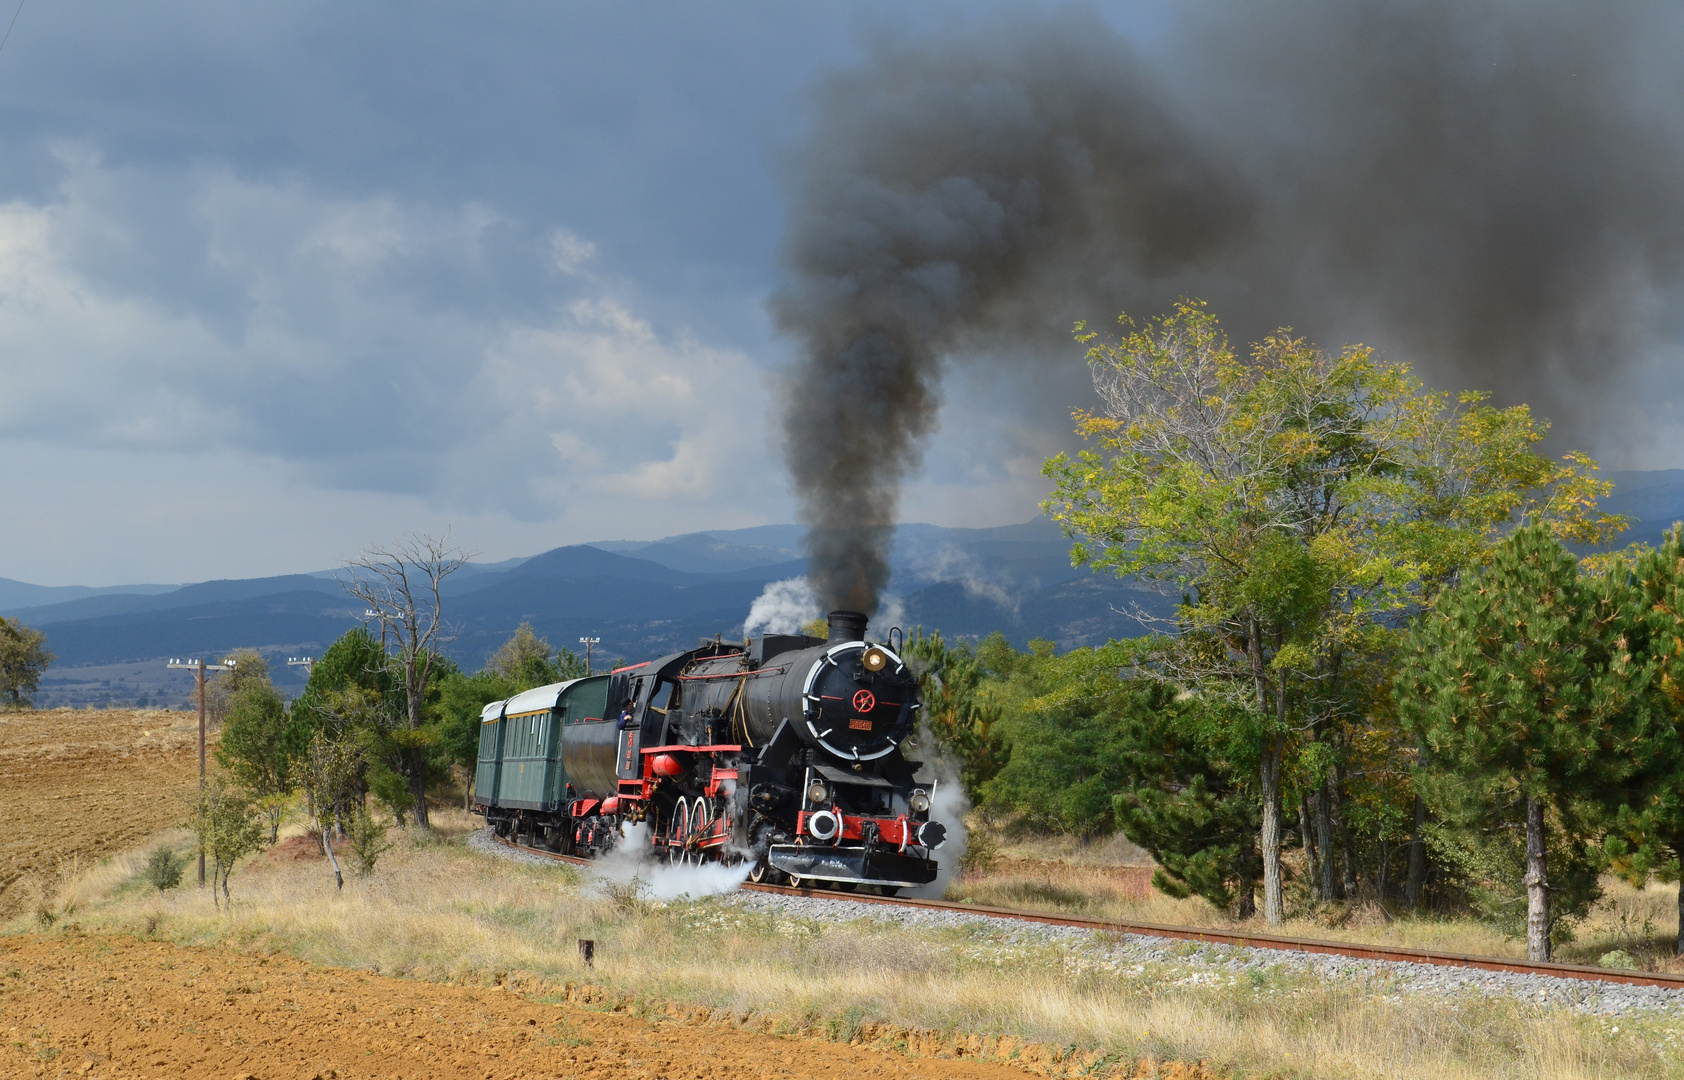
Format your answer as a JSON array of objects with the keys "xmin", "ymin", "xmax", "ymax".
[{"xmin": 471, "ymin": 610, "xmax": 945, "ymax": 892}]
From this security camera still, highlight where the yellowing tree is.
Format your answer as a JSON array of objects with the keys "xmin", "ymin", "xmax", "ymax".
[{"xmin": 1043, "ymin": 300, "xmax": 1621, "ymax": 924}]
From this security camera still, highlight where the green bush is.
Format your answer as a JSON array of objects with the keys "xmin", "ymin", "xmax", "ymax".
[
  {"xmin": 141, "ymin": 846, "xmax": 186, "ymax": 892},
  {"xmin": 348, "ymin": 807, "xmax": 392, "ymax": 876}
]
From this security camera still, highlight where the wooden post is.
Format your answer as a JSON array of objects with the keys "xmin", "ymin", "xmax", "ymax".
[
  {"xmin": 168, "ymin": 657, "xmax": 233, "ymax": 889},
  {"xmin": 197, "ymin": 661, "xmax": 207, "ymax": 887}
]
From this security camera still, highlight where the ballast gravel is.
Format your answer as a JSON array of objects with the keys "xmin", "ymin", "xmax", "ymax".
[
  {"xmin": 468, "ymin": 826, "xmax": 564, "ymax": 867},
  {"xmin": 468, "ymin": 828, "xmax": 1683, "ymax": 1018}
]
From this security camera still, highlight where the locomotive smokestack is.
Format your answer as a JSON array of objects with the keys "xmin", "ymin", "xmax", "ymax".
[{"xmin": 826, "ymin": 609, "xmax": 868, "ymax": 645}]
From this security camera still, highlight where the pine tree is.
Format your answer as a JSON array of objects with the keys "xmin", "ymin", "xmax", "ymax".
[
  {"xmin": 1396, "ymin": 525, "xmax": 1646, "ymax": 960},
  {"xmin": 1109, "ymin": 689, "xmax": 1262, "ymax": 915},
  {"xmin": 1603, "ymin": 525, "xmax": 1684, "ymax": 954}
]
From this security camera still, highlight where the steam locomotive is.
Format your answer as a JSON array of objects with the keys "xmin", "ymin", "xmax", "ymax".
[{"xmin": 471, "ymin": 610, "xmax": 945, "ymax": 892}]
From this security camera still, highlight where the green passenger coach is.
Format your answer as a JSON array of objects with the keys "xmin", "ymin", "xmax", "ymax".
[{"xmin": 472, "ymin": 673, "xmax": 618, "ymax": 819}]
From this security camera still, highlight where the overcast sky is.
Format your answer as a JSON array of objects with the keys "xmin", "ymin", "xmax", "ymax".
[
  {"xmin": 0, "ymin": 2, "xmax": 1120, "ymax": 585},
  {"xmin": 4, "ymin": 2, "xmax": 1681, "ymax": 587}
]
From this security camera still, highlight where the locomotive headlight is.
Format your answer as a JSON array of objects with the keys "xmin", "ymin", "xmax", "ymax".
[
  {"xmin": 806, "ymin": 779, "xmax": 830, "ymax": 806},
  {"xmin": 861, "ymin": 646, "xmax": 890, "ymax": 673},
  {"xmin": 807, "ymin": 809, "xmax": 842, "ymax": 843},
  {"xmin": 909, "ymin": 789, "xmax": 931, "ymax": 815}
]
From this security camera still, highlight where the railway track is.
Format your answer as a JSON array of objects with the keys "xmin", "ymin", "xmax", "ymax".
[{"xmin": 490, "ymin": 833, "xmax": 1684, "ymax": 991}]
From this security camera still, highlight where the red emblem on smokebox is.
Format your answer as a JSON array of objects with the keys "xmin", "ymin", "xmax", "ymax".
[{"xmin": 852, "ymin": 689, "xmax": 876, "ymax": 713}]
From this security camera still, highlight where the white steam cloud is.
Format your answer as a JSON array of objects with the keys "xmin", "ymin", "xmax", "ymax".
[
  {"xmin": 590, "ymin": 822, "xmax": 751, "ymax": 901},
  {"xmin": 909, "ymin": 719, "xmax": 970, "ymax": 900},
  {"xmin": 743, "ymin": 577, "xmax": 821, "ymax": 636}
]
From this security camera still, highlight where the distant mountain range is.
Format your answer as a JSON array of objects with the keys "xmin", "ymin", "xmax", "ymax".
[
  {"xmin": 1603, "ymin": 470, "xmax": 1684, "ymax": 548},
  {"xmin": 4, "ymin": 517, "xmax": 1167, "ymax": 709},
  {"xmin": 15, "ymin": 468, "xmax": 1682, "ymax": 710}
]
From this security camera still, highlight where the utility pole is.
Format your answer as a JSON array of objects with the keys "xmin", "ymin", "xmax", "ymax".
[
  {"xmin": 286, "ymin": 656, "xmax": 315, "ymax": 674},
  {"xmin": 167, "ymin": 657, "xmax": 235, "ymax": 887},
  {"xmin": 579, "ymin": 637, "xmax": 601, "ymax": 676}
]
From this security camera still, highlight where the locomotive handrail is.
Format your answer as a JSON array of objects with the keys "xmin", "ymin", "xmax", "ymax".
[{"xmin": 678, "ymin": 666, "xmax": 787, "ymax": 680}]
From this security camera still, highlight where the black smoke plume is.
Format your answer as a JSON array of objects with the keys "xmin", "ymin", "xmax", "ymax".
[{"xmin": 773, "ymin": 3, "xmax": 1684, "ymax": 616}]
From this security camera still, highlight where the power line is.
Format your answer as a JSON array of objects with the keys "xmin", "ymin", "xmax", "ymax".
[{"xmin": 0, "ymin": 0, "xmax": 27, "ymax": 60}]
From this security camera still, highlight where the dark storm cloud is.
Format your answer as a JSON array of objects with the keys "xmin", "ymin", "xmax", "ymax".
[{"xmin": 774, "ymin": 2, "xmax": 1684, "ymax": 615}]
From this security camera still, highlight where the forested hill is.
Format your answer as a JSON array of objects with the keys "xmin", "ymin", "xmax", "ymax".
[
  {"xmin": 3, "ymin": 517, "xmax": 1169, "ymax": 707},
  {"xmin": 1603, "ymin": 470, "xmax": 1684, "ymax": 547}
]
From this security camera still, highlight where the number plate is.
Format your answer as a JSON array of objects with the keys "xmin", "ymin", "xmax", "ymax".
[{"xmin": 848, "ymin": 718, "xmax": 872, "ymax": 731}]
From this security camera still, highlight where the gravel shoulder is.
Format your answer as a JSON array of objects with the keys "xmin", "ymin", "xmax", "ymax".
[{"xmin": 731, "ymin": 891, "xmax": 1684, "ymax": 1017}]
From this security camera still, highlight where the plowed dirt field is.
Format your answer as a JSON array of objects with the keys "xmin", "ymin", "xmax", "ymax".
[
  {"xmin": 0, "ymin": 934, "xmax": 1110, "ymax": 1080},
  {"xmin": 0, "ymin": 708, "xmax": 200, "ymax": 920}
]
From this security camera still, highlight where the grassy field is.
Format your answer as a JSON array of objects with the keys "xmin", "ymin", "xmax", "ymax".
[{"xmin": 12, "ymin": 809, "xmax": 1683, "ymax": 1080}]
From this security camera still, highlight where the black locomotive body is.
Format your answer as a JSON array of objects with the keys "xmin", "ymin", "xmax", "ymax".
[{"xmin": 472, "ymin": 610, "xmax": 944, "ymax": 891}]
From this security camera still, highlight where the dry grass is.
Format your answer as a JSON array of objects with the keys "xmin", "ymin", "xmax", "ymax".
[
  {"xmin": 953, "ymin": 824, "xmax": 1684, "ymax": 972},
  {"xmin": 13, "ymin": 809, "xmax": 1684, "ymax": 1080}
]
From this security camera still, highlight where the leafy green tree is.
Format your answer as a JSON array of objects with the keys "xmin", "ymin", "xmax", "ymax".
[
  {"xmin": 187, "ymin": 775, "xmax": 266, "ymax": 907},
  {"xmin": 1043, "ymin": 302, "xmax": 1430, "ymax": 923},
  {"xmin": 981, "ymin": 639, "xmax": 1138, "ymax": 833},
  {"xmin": 215, "ymin": 681, "xmax": 302, "ymax": 842},
  {"xmin": 903, "ymin": 630, "xmax": 1009, "ymax": 800},
  {"xmin": 1396, "ymin": 525, "xmax": 1650, "ymax": 960},
  {"xmin": 485, "ymin": 622, "xmax": 586, "ymax": 687},
  {"xmin": 1044, "ymin": 301, "xmax": 1624, "ymax": 924},
  {"xmin": 292, "ymin": 626, "xmax": 394, "ymax": 738},
  {"xmin": 434, "ymin": 668, "xmax": 517, "ymax": 806},
  {"xmin": 1415, "ymin": 764, "xmax": 1607, "ymax": 943},
  {"xmin": 974, "ymin": 634, "xmax": 1265, "ymax": 913},
  {"xmin": 325, "ymin": 681, "xmax": 448, "ymax": 832},
  {"xmin": 300, "ymin": 728, "xmax": 364, "ymax": 890},
  {"xmin": 206, "ymin": 649, "xmax": 272, "ymax": 729},
  {"xmin": 0, "ymin": 616, "xmax": 53, "ymax": 708}
]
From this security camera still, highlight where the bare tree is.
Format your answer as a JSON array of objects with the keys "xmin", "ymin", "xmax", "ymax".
[{"xmin": 338, "ymin": 532, "xmax": 474, "ymax": 830}]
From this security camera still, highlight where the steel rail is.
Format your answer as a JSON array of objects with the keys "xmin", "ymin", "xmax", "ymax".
[{"xmin": 489, "ymin": 834, "xmax": 1684, "ymax": 990}]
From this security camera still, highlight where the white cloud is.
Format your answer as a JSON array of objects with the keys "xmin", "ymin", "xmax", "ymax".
[
  {"xmin": 551, "ymin": 229, "xmax": 597, "ymax": 274},
  {"xmin": 0, "ymin": 153, "xmax": 782, "ymax": 522}
]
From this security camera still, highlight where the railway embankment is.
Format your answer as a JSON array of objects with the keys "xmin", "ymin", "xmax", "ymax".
[{"xmin": 474, "ymin": 826, "xmax": 1684, "ymax": 1018}]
